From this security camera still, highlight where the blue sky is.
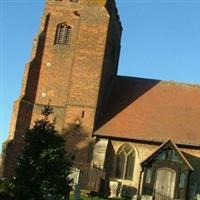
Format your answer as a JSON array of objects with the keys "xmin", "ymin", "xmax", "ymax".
[{"xmin": 1, "ymin": 0, "xmax": 200, "ymax": 147}]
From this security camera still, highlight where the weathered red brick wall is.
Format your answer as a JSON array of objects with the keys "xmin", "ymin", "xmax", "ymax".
[{"xmin": 2, "ymin": 0, "xmax": 122, "ymax": 177}]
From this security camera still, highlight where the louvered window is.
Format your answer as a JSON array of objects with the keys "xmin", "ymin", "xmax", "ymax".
[{"xmin": 55, "ymin": 24, "xmax": 72, "ymax": 45}]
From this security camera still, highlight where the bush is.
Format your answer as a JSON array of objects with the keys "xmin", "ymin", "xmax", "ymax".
[{"xmin": 0, "ymin": 178, "xmax": 15, "ymax": 200}]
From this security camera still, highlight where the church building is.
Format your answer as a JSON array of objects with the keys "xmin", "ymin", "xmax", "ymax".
[{"xmin": 1, "ymin": 0, "xmax": 200, "ymax": 200}]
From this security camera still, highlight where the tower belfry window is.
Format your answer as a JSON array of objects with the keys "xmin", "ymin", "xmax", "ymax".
[{"xmin": 55, "ymin": 24, "xmax": 72, "ymax": 45}]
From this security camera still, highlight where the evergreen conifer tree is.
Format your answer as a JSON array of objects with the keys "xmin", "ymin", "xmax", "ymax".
[{"xmin": 14, "ymin": 106, "xmax": 72, "ymax": 200}]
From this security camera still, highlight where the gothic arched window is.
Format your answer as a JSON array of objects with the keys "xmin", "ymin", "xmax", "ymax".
[
  {"xmin": 55, "ymin": 23, "xmax": 72, "ymax": 45},
  {"xmin": 116, "ymin": 144, "xmax": 135, "ymax": 180}
]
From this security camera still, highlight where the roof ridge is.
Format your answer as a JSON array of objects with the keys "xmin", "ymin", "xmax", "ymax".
[
  {"xmin": 116, "ymin": 75, "xmax": 200, "ymax": 88},
  {"xmin": 161, "ymin": 80, "xmax": 200, "ymax": 88}
]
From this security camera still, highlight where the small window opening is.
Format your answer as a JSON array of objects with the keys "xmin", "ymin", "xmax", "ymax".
[
  {"xmin": 82, "ymin": 111, "xmax": 85, "ymax": 118},
  {"xmin": 69, "ymin": 0, "xmax": 79, "ymax": 3},
  {"xmin": 145, "ymin": 168, "xmax": 152, "ymax": 184},
  {"xmin": 179, "ymin": 172, "xmax": 186, "ymax": 188},
  {"xmin": 55, "ymin": 24, "xmax": 72, "ymax": 45}
]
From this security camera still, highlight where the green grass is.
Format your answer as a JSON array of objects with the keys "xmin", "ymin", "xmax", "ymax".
[{"xmin": 69, "ymin": 191, "xmax": 125, "ymax": 200}]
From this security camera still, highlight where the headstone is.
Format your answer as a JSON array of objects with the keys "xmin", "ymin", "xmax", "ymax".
[
  {"xmin": 69, "ymin": 168, "xmax": 80, "ymax": 185},
  {"xmin": 141, "ymin": 195, "xmax": 153, "ymax": 200},
  {"xmin": 69, "ymin": 168, "xmax": 81, "ymax": 200},
  {"xmin": 109, "ymin": 181, "xmax": 118, "ymax": 198},
  {"xmin": 121, "ymin": 185, "xmax": 137, "ymax": 199}
]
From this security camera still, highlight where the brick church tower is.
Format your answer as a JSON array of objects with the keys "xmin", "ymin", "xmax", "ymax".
[{"xmin": 2, "ymin": 0, "xmax": 122, "ymax": 177}]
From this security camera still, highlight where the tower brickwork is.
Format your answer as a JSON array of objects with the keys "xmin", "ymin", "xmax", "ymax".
[{"xmin": 2, "ymin": 0, "xmax": 122, "ymax": 177}]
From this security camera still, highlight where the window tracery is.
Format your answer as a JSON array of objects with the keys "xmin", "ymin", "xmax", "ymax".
[{"xmin": 116, "ymin": 144, "xmax": 135, "ymax": 180}]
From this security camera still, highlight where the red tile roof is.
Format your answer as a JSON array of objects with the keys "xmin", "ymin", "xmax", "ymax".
[{"xmin": 95, "ymin": 76, "xmax": 200, "ymax": 147}]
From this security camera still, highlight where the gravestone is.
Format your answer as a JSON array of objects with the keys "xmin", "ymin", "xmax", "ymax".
[
  {"xmin": 70, "ymin": 168, "xmax": 81, "ymax": 200},
  {"xmin": 109, "ymin": 181, "xmax": 119, "ymax": 198}
]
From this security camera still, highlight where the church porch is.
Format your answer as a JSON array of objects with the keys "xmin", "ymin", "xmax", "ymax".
[{"xmin": 92, "ymin": 138, "xmax": 200, "ymax": 200}]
